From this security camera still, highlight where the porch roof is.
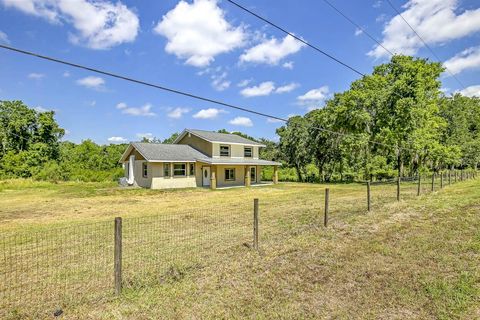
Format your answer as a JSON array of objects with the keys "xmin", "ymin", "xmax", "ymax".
[{"xmin": 197, "ymin": 158, "xmax": 281, "ymax": 166}]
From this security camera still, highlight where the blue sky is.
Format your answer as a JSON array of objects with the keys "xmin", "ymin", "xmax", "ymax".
[{"xmin": 1, "ymin": 0, "xmax": 480, "ymax": 144}]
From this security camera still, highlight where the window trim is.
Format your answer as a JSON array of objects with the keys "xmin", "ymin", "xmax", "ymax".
[
  {"xmin": 163, "ymin": 163, "xmax": 170, "ymax": 177},
  {"xmin": 189, "ymin": 163, "xmax": 195, "ymax": 176},
  {"xmin": 142, "ymin": 162, "xmax": 148, "ymax": 178},
  {"xmin": 244, "ymin": 147, "xmax": 253, "ymax": 158},
  {"xmin": 173, "ymin": 163, "xmax": 187, "ymax": 177},
  {"xmin": 220, "ymin": 145, "xmax": 230, "ymax": 157},
  {"xmin": 225, "ymin": 168, "xmax": 235, "ymax": 181}
]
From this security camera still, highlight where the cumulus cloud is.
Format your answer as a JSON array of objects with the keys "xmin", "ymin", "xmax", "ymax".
[
  {"xmin": 108, "ymin": 136, "xmax": 128, "ymax": 143},
  {"xmin": 275, "ymin": 83, "xmax": 299, "ymax": 94},
  {"xmin": 76, "ymin": 76, "xmax": 105, "ymax": 90},
  {"xmin": 369, "ymin": 0, "xmax": 480, "ymax": 58},
  {"xmin": 0, "ymin": 30, "xmax": 10, "ymax": 44},
  {"xmin": 136, "ymin": 133, "xmax": 154, "ymax": 140},
  {"xmin": 116, "ymin": 102, "xmax": 156, "ymax": 117},
  {"xmin": 282, "ymin": 61, "xmax": 294, "ymax": 69},
  {"xmin": 443, "ymin": 46, "xmax": 480, "ymax": 75},
  {"xmin": 297, "ymin": 86, "xmax": 330, "ymax": 110},
  {"xmin": 28, "ymin": 73, "xmax": 45, "ymax": 80},
  {"xmin": 211, "ymin": 71, "xmax": 230, "ymax": 91},
  {"xmin": 237, "ymin": 79, "xmax": 252, "ymax": 87},
  {"xmin": 240, "ymin": 81, "xmax": 275, "ymax": 97},
  {"xmin": 240, "ymin": 34, "xmax": 305, "ymax": 65},
  {"xmin": 458, "ymin": 85, "xmax": 480, "ymax": 97},
  {"xmin": 229, "ymin": 116, "xmax": 253, "ymax": 127},
  {"xmin": 153, "ymin": 0, "xmax": 245, "ymax": 67},
  {"xmin": 192, "ymin": 108, "xmax": 226, "ymax": 119},
  {"xmin": 1, "ymin": 0, "xmax": 139, "ymax": 49},
  {"xmin": 167, "ymin": 107, "xmax": 190, "ymax": 119}
]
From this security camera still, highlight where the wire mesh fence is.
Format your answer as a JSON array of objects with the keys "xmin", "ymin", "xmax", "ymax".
[{"xmin": 0, "ymin": 170, "xmax": 476, "ymax": 317}]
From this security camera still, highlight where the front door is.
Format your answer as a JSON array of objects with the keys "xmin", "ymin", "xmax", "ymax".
[{"xmin": 203, "ymin": 167, "xmax": 211, "ymax": 186}]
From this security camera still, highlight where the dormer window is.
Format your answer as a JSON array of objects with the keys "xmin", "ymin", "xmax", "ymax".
[
  {"xmin": 244, "ymin": 147, "xmax": 252, "ymax": 158},
  {"xmin": 220, "ymin": 145, "xmax": 230, "ymax": 157}
]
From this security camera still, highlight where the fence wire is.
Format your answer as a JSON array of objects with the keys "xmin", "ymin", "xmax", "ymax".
[{"xmin": 0, "ymin": 171, "xmax": 476, "ymax": 318}]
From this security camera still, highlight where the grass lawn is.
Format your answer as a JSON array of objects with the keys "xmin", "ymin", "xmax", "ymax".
[{"xmin": 0, "ymin": 178, "xmax": 479, "ymax": 319}]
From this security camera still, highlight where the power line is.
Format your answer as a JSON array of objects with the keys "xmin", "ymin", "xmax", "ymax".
[
  {"xmin": 0, "ymin": 44, "xmax": 415, "ymax": 153},
  {"xmin": 384, "ymin": 0, "xmax": 467, "ymax": 90},
  {"xmin": 321, "ymin": 0, "xmax": 395, "ymax": 56},
  {"xmin": 225, "ymin": 0, "xmax": 366, "ymax": 77}
]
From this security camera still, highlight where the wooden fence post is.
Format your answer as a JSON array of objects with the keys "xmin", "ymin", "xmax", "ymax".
[
  {"xmin": 253, "ymin": 198, "xmax": 259, "ymax": 250},
  {"xmin": 455, "ymin": 170, "xmax": 457, "ymax": 183},
  {"xmin": 431, "ymin": 173, "xmax": 435, "ymax": 192},
  {"xmin": 461, "ymin": 170, "xmax": 464, "ymax": 181},
  {"xmin": 417, "ymin": 174, "xmax": 422, "ymax": 196},
  {"xmin": 114, "ymin": 217, "xmax": 122, "ymax": 295},
  {"xmin": 449, "ymin": 170, "xmax": 451, "ymax": 185},
  {"xmin": 397, "ymin": 177, "xmax": 400, "ymax": 201},
  {"xmin": 440, "ymin": 172, "xmax": 444, "ymax": 189},
  {"xmin": 324, "ymin": 188, "xmax": 329, "ymax": 227},
  {"xmin": 367, "ymin": 182, "xmax": 371, "ymax": 212}
]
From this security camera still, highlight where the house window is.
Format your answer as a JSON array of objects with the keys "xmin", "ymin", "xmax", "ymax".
[
  {"xmin": 142, "ymin": 163, "xmax": 148, "ymax": 178},
  {"xmin": 225, "ymin": 168, "xmax": 235, "ymax": 181},
  {"xmin": 250, "ymin": 167, "xmax": 256, "ymax": 182},
  {"xmin": 244, "ymin": 147, "xmax": 252, "ymax": 158},
  {"xmin": 220, "ymin": 145, "xmax": 230, "ymax": 157},
  {"xmin": 164, "ymin": 163, "xmax": 170, "ymax": 177},
  {"xmin": 174, "ymin": 163, "xmax": 187, "ymax": 176},
  {"xmin": 189, "ymin": 163, "xmax": 195, "ymax": 176}
]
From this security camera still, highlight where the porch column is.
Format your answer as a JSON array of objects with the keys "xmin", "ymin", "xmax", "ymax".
[
  {"xmin": 210, "ymin": 166, "xmax": 217, "ymax": 190},
  {"xmin": 170, "ymin": 163, "xmax": 174, "ymax": 177},
  {"xmin": 273, "ymin": 166, "xmax": 279, "ymax": 184},
  {"xmin": 245, "ymin": 166, "xmax": 251, "ymax": 187}
]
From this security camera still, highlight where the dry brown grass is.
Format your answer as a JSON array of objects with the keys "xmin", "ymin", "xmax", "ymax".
[{"xmin": 0, "ymin": 178, "xmax": 479, "ymax": 319}]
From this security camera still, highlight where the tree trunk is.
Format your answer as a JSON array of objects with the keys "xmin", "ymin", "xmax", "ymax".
[{"xmin": 295, "ymin": 163, "xmax": 303, "ymax": 182}]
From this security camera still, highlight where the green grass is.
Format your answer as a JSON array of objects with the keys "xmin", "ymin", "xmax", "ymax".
[{"xmin": 0, "ymin": 178, "xmax": 479, "ymax": 319}]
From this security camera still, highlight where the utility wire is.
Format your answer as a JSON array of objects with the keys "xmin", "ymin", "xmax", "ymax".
[
  {"xmin": 384, "ymin": 0, "xmax": 467, "ymax": 90},
  {"xmin": 321, "ymin": 0, "xmax": 395, "ymax": 56},
  {"xmin": 225, "ymin": 0, "xmax": 365, "ymax": 77},
  {"xmin": 0, "ymin": 44, "xmax": 416, "ymax": 153}
]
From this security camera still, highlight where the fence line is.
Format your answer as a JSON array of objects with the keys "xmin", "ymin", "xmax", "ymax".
[{"xmin": 0, "ymin": 170, "xmax": 477, "ymax": 317}]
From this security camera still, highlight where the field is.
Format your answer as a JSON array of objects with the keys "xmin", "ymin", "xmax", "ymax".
[{"xmin": 1, "ymin": 178, "xmax": 479, "ymax": 319}]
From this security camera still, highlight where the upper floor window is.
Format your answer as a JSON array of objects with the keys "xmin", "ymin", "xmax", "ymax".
[
  {"xmin": 174, "ymin": 163, "xmax": 186, "ymax": 176},
  {"xmin": 220, "ymin": 145, "xmax": 230, "ymax": 157},
  {"xmin": 142, "ymin": 163, "xmax": 148, "ymax": 178},
  {"xmin": 244, "ymin": 147, "xmax": 253, "ymax": 158}
]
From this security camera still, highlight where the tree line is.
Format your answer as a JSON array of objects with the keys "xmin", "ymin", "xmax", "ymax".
[
  {"xmin": 0, "ymin": 55, "xmax": 478, "ymax": 183},
  {"xmin": 276, "ymin": 56, "xmax": 480, "ymax": 182}
]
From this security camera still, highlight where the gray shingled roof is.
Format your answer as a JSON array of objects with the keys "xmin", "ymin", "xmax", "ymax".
[
  {"xmin": 184, "ymin": 129, "xmax": 266, "ymax": 146},
  {"xmin": 132, "ymin": 143, "xmax": 209, "ymax": 161}
]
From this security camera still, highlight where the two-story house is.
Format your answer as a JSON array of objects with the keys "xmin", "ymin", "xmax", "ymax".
[{"xmin": 119, "ymin": 129, "xmax": 281, "ymax": 189}]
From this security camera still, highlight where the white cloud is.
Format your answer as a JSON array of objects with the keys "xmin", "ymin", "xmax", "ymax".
[
  {"xmin": 240, "ymin": 34, "xmax": 305, "ymax": 65},
  {"xmin": 1, "ymin": 0, "xmax": 139, "ymax": 49},
  {"xmin": 458, "ymin": 85, "xmax": 480, "ymax": 97},
  {"xmin": 0, "ymin": 30, "xmax": 10, "ymax": 44},
  {"xmin": 153, "ymin": 0, "xmax": 245, "ymax": 67},
  {"xmin": 237, "ymin": 79, "xmax": 252, "ymax": 87},
  {"xmin": 211, "ymin": 71, "xmax": 230, "ymax": 91},
  {"xmin": 297, "ymin": 86, "xmax": 330, "ymax": 110},
  {"xmin": 116, "ymin": 102, "xmax": 156, "ymax": 117},
  {"xmin": 167, "ymin": 107, "xmax": 190, "ymax": 119},
  {"xmin": 240, "ymin": 81, "xmax": 275, "ymax": 97},
  {"xmin": 282, "ymin": 61, "xmax": 294, "ymax": 69},
  {"xmin": 63, "ymin": 71, "xmax": 70, "ymax": 77},
  {"xmin": 229, "ymin": 116, "xmax": 253, "ymax": 127},
  {"xmin": 443, "ymin": 46, "xmax": 480, "ymax": 75},
  {"xmin": 192, "ymin": 108, "xmax": 226, "ymax": 119},
  {"xmin": 108, "ymin": 136, "xmax": 128, "ymax": 143},
  {"xmin": 136, "ymin": 133, "xmax": 154, "ymax": 140},
  {"xmin": 76, "ymin": 76, "xmax": 105, "ymax": 90},
  {"xmin": 266, "ymin": 117, "xmax": 284, "ymax": 124},
  {"xmin": 354, "ymin": 28, "xmax": 363, "ymax": 36},
  {"xmin": 34, "ymin": 106, "xmax": 50, "ymax": 112},
  {"xmin": 275, "ymin": 83, "xmax": 299, "ymax": 94},
  {"xmin": 369, "ymin": 0, "xmax": 480, "ymax": 58},
  {"xmin": 28, "ymin": 73, "xmax": 45, "ymax": 80}
]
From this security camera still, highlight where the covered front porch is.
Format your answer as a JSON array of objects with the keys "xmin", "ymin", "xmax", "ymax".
[{"xmin": 197, "ymin": 161, "xmax": 279, "ymax": 190}]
